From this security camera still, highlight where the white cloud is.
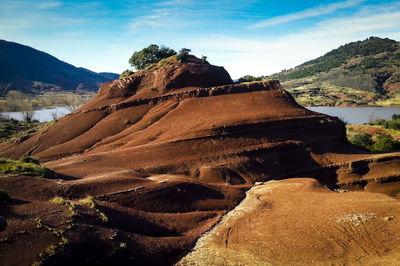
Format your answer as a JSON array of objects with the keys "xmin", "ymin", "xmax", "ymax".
[
  {"xmin": 37, "ymin": 1, "xmax": 62, "ymax": 10},
  {"xmin": 128, "ymin": 9, "xmax": 173, "ymax": 30},
  {"xmin": 188, "ymin": 4, "xmax": 400, "ymax": 78},
  {"xmin": 250, "ymin": 0, "xmax": 365, "ymax": 29}
]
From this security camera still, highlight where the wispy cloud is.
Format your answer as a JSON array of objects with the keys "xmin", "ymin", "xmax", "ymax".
[
  {"xmin": 188, "ymin": 3, "xmax": 400, "ymax": 78},
  {"xmin": 128, "ymin": 9, "xmax": 174, "ymax": 30},
  {"xmin": 37, "ymin": 1, "xmax": 62, "ymax": 10},
  {"xmin": 250, "ymin": 0, "xmax": 365, "ymax": 29}
]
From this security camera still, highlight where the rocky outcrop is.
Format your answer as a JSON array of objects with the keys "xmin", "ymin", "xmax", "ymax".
[{"xmin": 96, "ymin": 55, "xmax": 232, "ymax": 100}]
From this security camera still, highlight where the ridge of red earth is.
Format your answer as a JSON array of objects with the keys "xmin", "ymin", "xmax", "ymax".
[{"xmin": 1, "ymin": 55, "xmax": 400, "ymax": 265}]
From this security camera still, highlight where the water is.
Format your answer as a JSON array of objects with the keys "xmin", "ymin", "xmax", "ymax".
[
  {"xmin": 307, "ymin": 106, "xmax": 400, "ymax": 125},
  {"xmin": 1, "ymin": 106, "xmax": 71, "ymax": 122},
  {"xmin": 2, "ymin": 106, "xmax": 400, "ymax": 125}
]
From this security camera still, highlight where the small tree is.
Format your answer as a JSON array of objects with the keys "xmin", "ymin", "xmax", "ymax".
[
  {"xmin": 177, "ymin": 48, "xmax": 191, "ymax": 62},
  {"xmin": 201, "ymin": 55, "xmax": 209, "ymax": 64},
  {"xmin": 6, "ymin": 90, "xmax": 25, "ymax": 111},
  {"xmin": 129, "ymin": 44, "xmax": 176, "ymax": 70}
]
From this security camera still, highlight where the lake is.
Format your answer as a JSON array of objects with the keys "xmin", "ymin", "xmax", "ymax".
[
  {"xmin": 307, "ymin": 106, "xmax": 400, "ymax": 125},
  {"xmin": 2, "ymin": 106, "xmax": 400, "ymax": 125},
  {"xmin": 1, "ymin": 106, "xmax": 72, "ymax": 122}
]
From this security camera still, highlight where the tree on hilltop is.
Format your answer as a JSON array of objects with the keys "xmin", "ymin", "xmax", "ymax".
[{"xmin": 129, "ymin": 44, "xmax": 177, "ymax": 70}]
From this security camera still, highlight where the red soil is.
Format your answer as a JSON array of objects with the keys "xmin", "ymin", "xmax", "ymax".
[{"xmin": 1, "ymin": 56, "xmax": 400, "ymax": 265}]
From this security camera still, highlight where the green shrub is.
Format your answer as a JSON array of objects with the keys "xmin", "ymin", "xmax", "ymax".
[
  {"xmin": 201, "ymin": 55, "xmax": 209, "ymax": 64},
  {"xmin": 238, "ymin": 75, "xmax": 263, "ymax": 83},
  {"xmin": 0, "ymin": 158, "xmax": 55, "ymax": 178},
  {"xmin": 19, "ymin": 156, "xmax": 40, "ymax": 165},
  {"xmin": 176, "ymin": 48, "xmax": 191, "ymax": 62},
  {"xmin": 0, "ymin": 190, "xmax": 10, "ymax": 203},
  {"xmin": 349, "ymin": 133, "xmax": 373, "ymax": 150},
  {"xmin": 119, "ymin": 69, "xmax": 134, "ymax": 79},
  {"xmin": 392, "ymin": 114, "xmax": 400, "ymax": 120},
  {"xmin": 387, "ymin": 120, "xmax": 400, "ymax": 130},
  {"xmin": 371, "ymin": 134, "xmax": 400, "ymax": 151}
]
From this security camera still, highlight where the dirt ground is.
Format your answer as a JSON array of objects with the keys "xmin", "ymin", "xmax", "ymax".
[{"xmin": 178, "ymin": 178, "xmax": 400, "ymax": 265}]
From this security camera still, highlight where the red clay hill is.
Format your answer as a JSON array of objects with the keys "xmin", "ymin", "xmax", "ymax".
[{"xmin": 1, "ymin": 55, "xmax": 400, "ymax": 265}]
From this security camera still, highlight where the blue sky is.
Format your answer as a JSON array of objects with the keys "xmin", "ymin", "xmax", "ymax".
[{"xmin": 1, "ymin": 0, "xmax": 400, "ymax": 78}]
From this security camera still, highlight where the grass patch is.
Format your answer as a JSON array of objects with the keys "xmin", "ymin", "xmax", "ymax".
[
  {"xmin": 50, "ymin": 197, "xmax": 67, "ymax": 205},
  {"xmin": 0, "ymin": 157, "xmax": 55, "ymax": 178},
  {"xmin": 80, "ymin": 196, "xmax": 108, "ymax": 222},
  {"xmin": 0, "ymin": 118, "xmax": 55, "ymax": 144},
  {"xmin": 79, "ymin": 196, "xmax": 97, "ymax": 209}
]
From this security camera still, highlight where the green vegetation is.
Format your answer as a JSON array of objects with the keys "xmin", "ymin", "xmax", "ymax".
[
  {"xmin": 0, "ymin": 157, "xmax": 55, "ymax": 178},
  {"xmin": 266, "ymin": 37, "xmax": 400, "ymax": 106},
  {"xmin": 50, "ymin": 196, "xmax": 67, "ymax": 205},
  {"xmin": 347, "ymin": 114, "xmax": 400, "ymax": 151},
  {"xmin": 119, "ymin": 69, "xmax": 135, "ymax": 79},
  {"xmin": 201, "ymin": 55, "xmax": 209, "ymax": 64},
  {"xmin": 33, "ymin": 215, "xmax": 71, "ymax": 265},
  {"xmin": 368, "ymin": 114, "xmax": 400, "ymax": 130},
  {"xmin": 349, "ymin": 132, "xmax": 400, "ymax": 151},
  {"xmin": 238, "ymin": 75, "xmax": 265, "ymax": 83},
  {"xmin": 80, "ymin": 196, "xmax": 108, "ymax": 222},
  {"xmin": 80, "ymin": 196, "xmax": 98, "ymax": 209},
  {"xmin": 176, "ymin": 48, "xmax": 191, "ymax": 62},
  {"xmin": 273, "ymin": 37, "xmax": 397, "ymax": 80},
  {"xmin": 0, "ymin": 117, "xmax": 54, "ymax": 144},
  {"xmin": 0, "ymin": 189, "xmax": 10, "ymax": 203},
  {"xmin": 129, "ymin": 44, "xmax": 177, "ymax": 70},
  {"xmin": 128, "ymin": 45, "xmax": 204, "ymax": 71}
]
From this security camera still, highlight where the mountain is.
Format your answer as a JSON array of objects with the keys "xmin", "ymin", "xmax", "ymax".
[
  {"xmin": 0, "ymin": 40, "xmax": 119, "ymax": 95},
  {"xmin": 270, "ymin": 37, "xmax": 400, "ymax": 106}
]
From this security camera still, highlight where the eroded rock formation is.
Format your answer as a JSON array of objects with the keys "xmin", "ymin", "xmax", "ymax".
[{"xmin": 1, "ymin": 55, "xmax": 399, "ymax": 265}]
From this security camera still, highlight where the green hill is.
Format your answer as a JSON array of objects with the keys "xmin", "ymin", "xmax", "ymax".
[
  {"xmin": 270, "ymin": 37, "xmax": 400, "ymax": 106},
  {"xmin": 0, "ymin": 40, "xmax": 119, "ymax": 96}
]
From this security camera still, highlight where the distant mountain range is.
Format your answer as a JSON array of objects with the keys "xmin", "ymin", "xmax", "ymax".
[
  {"xmin": 0, "ymin": 40, "xmax": 119, "ymax": 95},
  {"xmin": 270, "ymin": 37, "xmax": 400, "ymax": 106}
]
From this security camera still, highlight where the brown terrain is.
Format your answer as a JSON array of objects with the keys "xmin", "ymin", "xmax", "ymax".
[{"xmin": 0, "ymin": 55, "xmax": 400, "ymax": 265}]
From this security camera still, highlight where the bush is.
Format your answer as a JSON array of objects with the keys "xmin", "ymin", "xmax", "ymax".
[
  {"xmin": 349, "ymin": 133, "xmax": 373, "ymax": 149},
  {"xmin": 387, "ymin": 120, "xmax": 400, "ymax": 130},
  {"xmin": 371, "ymin": 134, "xmax": 400, "ymax": 151},
  {"xmin": 120, "ymin": 69, "xmax": 134, "ymax": 79},
  {"xmin": 19, "ymin": 156, "xmax": 40, "ymax": 165},
  {"xmin": 238, "ymin": 75, "xmax": 263, "ymax": 83},
  {"xmin": 392, "ymin": 114, "xmax": 400, "ymax": 120},
  {"xmin": 0, "ymin": 190, "xmax": 10, "ymax": 204},
  {"xmin": 176, "ymin": 48, "xmax": 191, "ymax": 62},
  {"xmin": 0, "ymin": 158, "xmax": 55, "ymax": 178}
]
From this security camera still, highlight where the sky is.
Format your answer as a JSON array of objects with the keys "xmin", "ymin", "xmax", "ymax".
[{"xmin": 1, "ymin": 0, "xmax": 400, "ymax": 79}]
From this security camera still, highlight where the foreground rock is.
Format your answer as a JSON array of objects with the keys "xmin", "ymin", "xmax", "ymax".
[{"xmin": 1, "ymin": 55, "xmax": 400, "ymax": 265}]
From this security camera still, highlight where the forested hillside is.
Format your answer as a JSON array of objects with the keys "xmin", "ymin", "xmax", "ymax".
[{"xmin": 270, "ymin": 37, "xmax": 400, "ymax": 106}]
